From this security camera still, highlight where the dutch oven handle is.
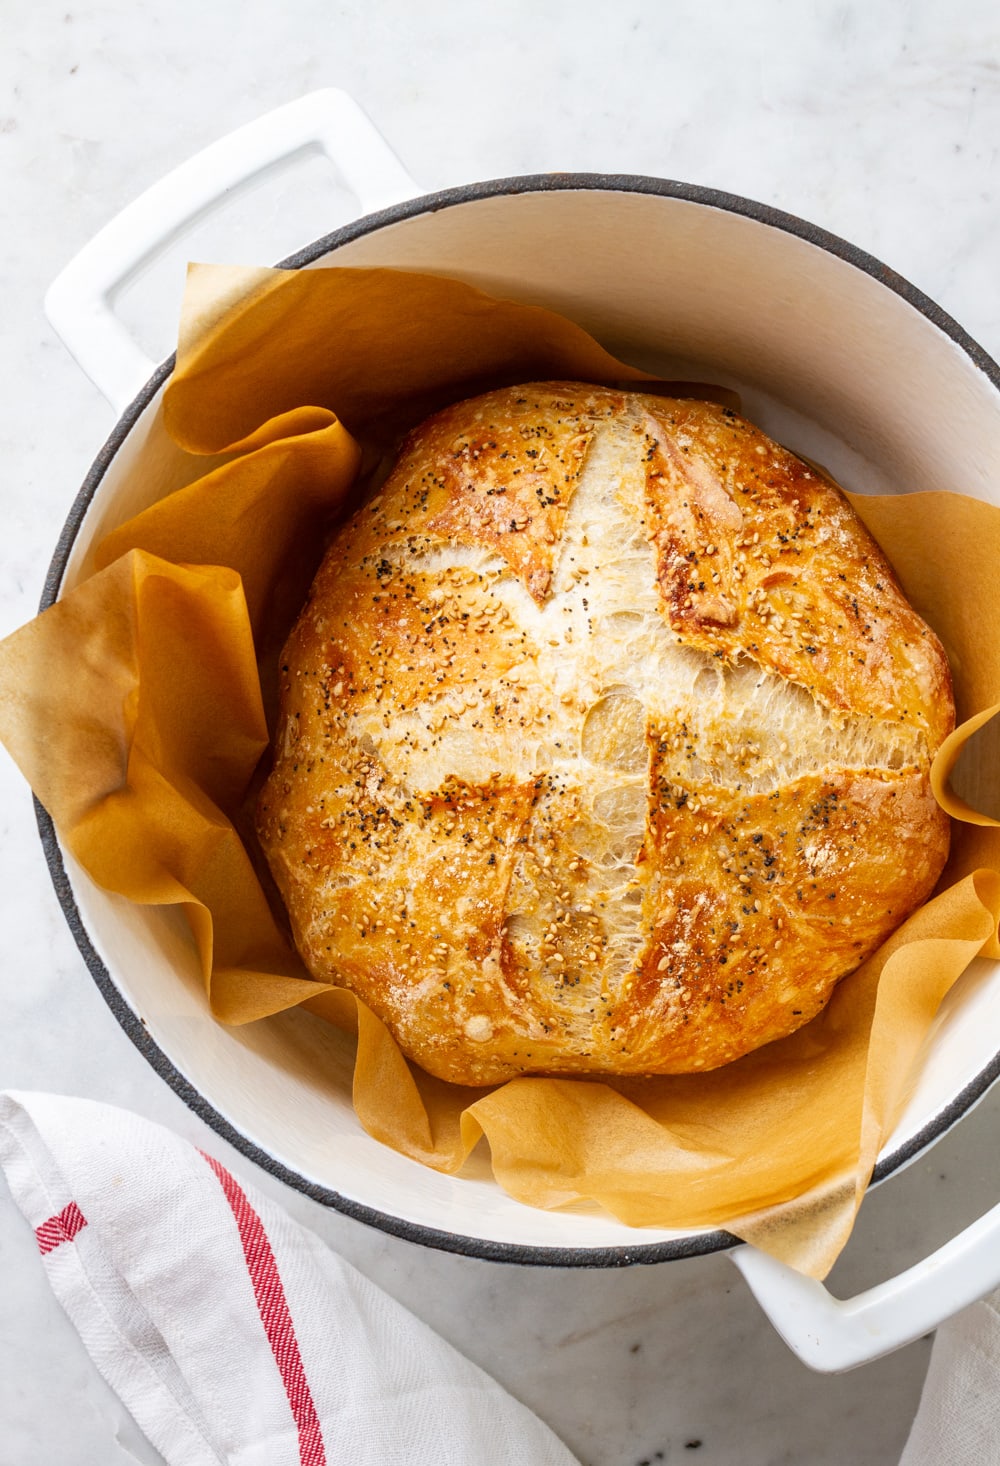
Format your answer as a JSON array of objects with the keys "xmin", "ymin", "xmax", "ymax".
[
  {"xmin": 733, "ymin": 1197, "xmax": 1000, "ymax": 1371},
  {"xmin": 43, "ymin": 89, "xmax": 422, "ymax": 416}
]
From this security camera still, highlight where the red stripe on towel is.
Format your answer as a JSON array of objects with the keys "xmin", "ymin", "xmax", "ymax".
[
  {"xmin": 201, "ymin": 1152, "xmax": 326, "ymax": 1466},
  {"xmin": 35, "ymin": 1201, "xmax": 87, "ymax": 1255}
]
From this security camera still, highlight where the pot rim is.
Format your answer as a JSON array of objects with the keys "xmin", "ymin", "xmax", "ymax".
[{"xmin": 36, "ymin": 170, "xmax": 1000, "ymax": 1268}]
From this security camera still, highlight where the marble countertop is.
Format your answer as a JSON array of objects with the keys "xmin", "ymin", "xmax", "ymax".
[{"xmin": 3, "ymin": 2, "xmax": 1000, "ymax": 1461}]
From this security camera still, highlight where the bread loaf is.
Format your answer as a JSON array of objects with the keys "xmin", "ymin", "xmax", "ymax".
[{"xmin": 257, "ymin": 384, "xmax": 954, "ymax": 1085}]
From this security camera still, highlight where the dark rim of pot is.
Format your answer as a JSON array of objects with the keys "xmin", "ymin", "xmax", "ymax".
[{"xmin": 36, "ymin": 170, "xmax": 1000, "ymax": 1269}]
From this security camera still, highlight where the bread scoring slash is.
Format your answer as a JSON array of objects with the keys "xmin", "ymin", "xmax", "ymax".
[{"xmin": 256, "ymin": 383, "xmax": 954, "ymax": 1085}]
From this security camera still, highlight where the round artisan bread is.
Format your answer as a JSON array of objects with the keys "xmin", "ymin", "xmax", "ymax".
[{"xmin": 257, "ymin": 382, "xmax": 954, "ymax": 1085}]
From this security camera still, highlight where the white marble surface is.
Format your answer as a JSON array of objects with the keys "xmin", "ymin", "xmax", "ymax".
[{"xmin": 2, "ymin": 2, "xmax": 1000, "ymax": 1462}]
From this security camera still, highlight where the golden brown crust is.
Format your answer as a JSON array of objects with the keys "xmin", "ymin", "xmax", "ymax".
[{"xmin": 257, "ymin": 383, "xmax": 954, "ymax": 1084}]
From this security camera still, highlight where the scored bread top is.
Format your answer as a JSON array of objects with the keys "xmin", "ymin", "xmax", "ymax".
[{"xmin": 257, "ymin": 383, "xmax": 954, "ymax": 1084}]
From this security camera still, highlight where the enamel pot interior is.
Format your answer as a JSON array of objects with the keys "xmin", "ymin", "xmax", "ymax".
[{"xmin": 41, "ymin": 177, "xmax": 1000, "ymax": 1265}]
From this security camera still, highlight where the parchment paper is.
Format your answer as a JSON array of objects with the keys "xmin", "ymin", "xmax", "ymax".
[{"xmin": 1, "ymin": 264, "xmax": 997, "ymax": 1276}]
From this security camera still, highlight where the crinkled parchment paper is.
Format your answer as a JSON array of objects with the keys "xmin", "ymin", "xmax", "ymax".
[{"xmin": 1, "ymin": 264, "xmax": 998, "ymax": 1277}]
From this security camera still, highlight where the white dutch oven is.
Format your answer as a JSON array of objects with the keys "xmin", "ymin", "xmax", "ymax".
[{"xmin": 39, "ymin": 90, "xmax": 1000, "ymax": 1372}]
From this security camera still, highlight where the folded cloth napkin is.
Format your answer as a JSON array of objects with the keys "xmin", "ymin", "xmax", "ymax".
[
  {"xmin": 899, "ymin": 1289, "xmax": 1000, "ymax": 1466},
  {"xmin": 0, "ymin": 1091, "xmax": 579, "ymax": 1466}
]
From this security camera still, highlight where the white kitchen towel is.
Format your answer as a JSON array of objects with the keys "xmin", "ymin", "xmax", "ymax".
[
  {"xmin": 899, "ymin": 1289, "xmax": 1000, "ymax": 1466},
  {"xmin": 0, "ymin": 1091, "xmax": 579, "ymax": 1466}
]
